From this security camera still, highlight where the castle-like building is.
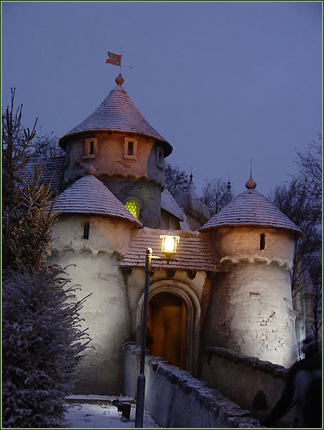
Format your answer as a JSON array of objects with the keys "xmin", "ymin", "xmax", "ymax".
[{"xmin": 44, "ymin": 73, "xmax": 306, "ymax": 395}]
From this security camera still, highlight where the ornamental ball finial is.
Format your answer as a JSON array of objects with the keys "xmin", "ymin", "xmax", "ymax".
[
  {"xmin": 115, "ymin": 74, "xmax": 124, "ymax": 85},
  {"xmin": 245, "ymin": 175, "xmax": 257, "ymax": 189}
]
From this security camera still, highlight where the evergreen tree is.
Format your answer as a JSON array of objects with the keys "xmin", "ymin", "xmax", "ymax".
[
  {"xmin": 2, "ymin": 268, "xmax": 90, "ymax": 428},
  {"xmin": 2, "ymin": 90, "xmax": 90, "ymax": 427}
]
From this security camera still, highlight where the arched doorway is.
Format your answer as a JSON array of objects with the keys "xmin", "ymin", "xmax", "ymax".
[
  {"xmin": 136, "ymin": 280, "xmax": 201, "ymax": 375},
  {"xmin": 147, "ymin": 293, "xmax": 187, "ymax": 369}
]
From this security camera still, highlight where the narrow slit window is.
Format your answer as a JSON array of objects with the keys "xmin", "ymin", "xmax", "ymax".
[
  {"xmin": 260, "ymin": 233, "xmax": 265, "ymax": 250},
  {"xmin": 84, "ymin": 221, "xmax": 90, "ymax": 239},
  {"xmin": 89, "ymin": 141, "xmax": 95, "ymax": 155},
  {"xmin": 84, "ymin": 138, "xmax": 97, "ymax": 159},
  {"xmin": 128, "ymin": 141, "xmax": 134, "ymax": 156}
]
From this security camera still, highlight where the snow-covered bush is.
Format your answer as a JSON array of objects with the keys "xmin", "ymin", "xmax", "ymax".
[{"xmin": 2, "ymin": 267, "xmax": 90, "ymax": 428}]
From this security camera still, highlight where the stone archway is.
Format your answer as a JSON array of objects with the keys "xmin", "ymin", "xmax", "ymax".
[{"xmin": 136, "ymin": 280, "xmax": 201, "ymax": 375}]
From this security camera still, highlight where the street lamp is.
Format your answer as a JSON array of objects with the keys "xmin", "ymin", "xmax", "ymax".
[
  {"xmin": 160, "ymin": 234, "xmax": 180, "ymax": 258},
  {"xmin": 134, "ymin": 234, "xmax": 180, "ymax": 428}
]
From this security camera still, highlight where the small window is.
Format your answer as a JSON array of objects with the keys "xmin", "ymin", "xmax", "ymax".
[
  {"xmin": 157, "ymin": 147, "xmax": 164, "ymax": 168},
  {"xmin": 127, "ymin": 140, "xmax": 134, "ymax": 155},
  {"xmin": 260, "ymin": 233, "xmax": 265, "ymax": 250},
  {"xmin": 124, "ymin": 138, "xmax": 137, "ymax": 160},
  {"xmin": 84, "ymin": 221, "xmax": 90, "ymax": 239},
  {"xmin": 125, "ymin": 200, "xmax": 140, "ymax": 219},
  {"xmin": 83, "ymin": 138, "xmax": 97, "ymax": 159}
]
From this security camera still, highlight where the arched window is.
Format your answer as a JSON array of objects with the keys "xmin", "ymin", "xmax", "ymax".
[
  {"xmin": 125, "ymin": 200, "xmax": 140, "ymax": 219},
  {"xmin": 84, "ymin": 138, "xmax": 97, "ymax": 158}
]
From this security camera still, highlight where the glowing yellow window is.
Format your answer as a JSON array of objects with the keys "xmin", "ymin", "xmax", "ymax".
[{"xmin": 125, "ymin": 200, "xmax": 140, "ymax": 219}]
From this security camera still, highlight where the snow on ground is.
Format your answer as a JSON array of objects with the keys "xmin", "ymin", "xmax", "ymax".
[{"xmin": 64, "ymin": 395, "xmax": 160, "ymax": 428}]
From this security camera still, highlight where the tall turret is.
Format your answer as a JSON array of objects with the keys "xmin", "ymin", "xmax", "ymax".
[
  {"xmin": 59, "ymin": 74, "xmax": 172, "ymax": 228},
  {"xmin": 200, "ymin": 176, "xmax": 303, "ymax": 367}
]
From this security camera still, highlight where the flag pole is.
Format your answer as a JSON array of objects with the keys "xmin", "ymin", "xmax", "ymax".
[{"xmin": 120, "ymin": 46, "xmax": 123, "ymax": 73}]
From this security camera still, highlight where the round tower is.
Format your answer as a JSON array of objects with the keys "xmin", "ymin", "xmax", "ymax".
[
  {"xmin": 200, "ymin": 176, "xmax": 303, "ymax": 367},
  {"xmin": 50, "ymin": 169, "xmax": 141, "ymax": 394},
  {"xmin": 59, "ymin": 74, "xmax": 172, "ymax": 228}
]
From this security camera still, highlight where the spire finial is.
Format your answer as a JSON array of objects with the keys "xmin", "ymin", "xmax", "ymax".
[
  {"xmin": 245, "ymin": 159, "xmax": 257, "ymax": 189},
  {"xmin": 189, "ymin": 167, "xmax": 193, "ymax": 184},
  {"xmin": 187, "ymin": 169, "xmax": 197, "ymax": 196},
  {"xmin": 223, "ymin": 175, "xmax": 233, "ymax": 205}
]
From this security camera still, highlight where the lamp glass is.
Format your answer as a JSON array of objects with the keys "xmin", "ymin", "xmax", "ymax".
[{"xmin": 160, "ymin": 235, "xmax": 180, "ymax": 256}]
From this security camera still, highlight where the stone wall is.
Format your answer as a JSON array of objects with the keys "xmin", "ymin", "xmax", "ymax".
[
  {"xmin": 200, "ymin": 347, "xmax": 295, "ymax": 426},
  {"xmin": 123, "ymin": 343, "xmax": 261, "ymax": 428}
]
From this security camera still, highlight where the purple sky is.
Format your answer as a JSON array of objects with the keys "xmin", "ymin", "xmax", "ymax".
[{"xmin": 2, "ymin": 1, "xmax": 322, "ymax": 197}]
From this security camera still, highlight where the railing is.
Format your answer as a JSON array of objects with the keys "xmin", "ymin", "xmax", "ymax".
[{"xmin": 123, "ymin": 343, "xmax": 262, "ymax": 428}]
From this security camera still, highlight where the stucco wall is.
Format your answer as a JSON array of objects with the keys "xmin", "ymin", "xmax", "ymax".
[
  {"xmin": 211, "ymin": 227, "xmax": 295, "ymax": 268},
  {"xmin": 123, "ymin": 343, "xmax": 262, "ymax": 428},
  {"xmin": 204, "ymin": 261, "xmax": 298, "ymax": 367},
  {"xmin": 200, "ymin": 347, "xmax": 295, "ymax": 426},
  {"xmin": 50, "ymin": 215, "xmax": 134, "ymax": 394},
  {"xmin": 62, "ymin": 131, "xmax": 166, "ymax": 228},
  {"xmin": 51, "ymin": 215, "xmax": 133, "ymax": 256},
  {"xmin": 63, "ymin": 132, "xmax": 164, "ymax": 186}
]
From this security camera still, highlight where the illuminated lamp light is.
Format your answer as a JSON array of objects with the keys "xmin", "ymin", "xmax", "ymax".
[{"xmin": 160, "ymin": 234, "xmax": 180, "ymax": 258}]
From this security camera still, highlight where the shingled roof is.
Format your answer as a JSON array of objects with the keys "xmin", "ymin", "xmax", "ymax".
[
  {"xmin": 23, "ymin": 156, "xmax": 65, "ymax": 195},
  {"xmin": 54, "ymin": 174, "xmax": 142, "ymax": 227},
  {"xmin": 119, "ymin": 228, "xmax": 223, "ymax": 272},
  {"xmin": 59, "ymin": 74, "xmax": 172, "ymax": 156},
  {"xmin": 200, "ymin": 187, "xmax": 302, "ymax": 237},
  {"xmin": 161, "ymin": 189, "xmax": 185, "ymax": 221}
]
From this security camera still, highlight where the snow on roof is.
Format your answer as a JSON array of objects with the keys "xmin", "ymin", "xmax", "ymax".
[
  {"xmin": 161, "ymin": 189, "xmax": 192, "ymax": 231},
  {"xmin": 200, "ymin": 188, "xmax": 302, "ymax": 236},
  {"xmin": 120, "ymin": 228, "xmax": 223, "ymax": 272},
  {"xmin": 161, "ymin": 189, "xmax": 185, "ymax": 221},
  {"xmin": 54, "ymin": 174, "xmax": 142, "ymax": 226},
  {"xmin": 59, "ymin": 77, "xmax": 172, "ymax": 156}
]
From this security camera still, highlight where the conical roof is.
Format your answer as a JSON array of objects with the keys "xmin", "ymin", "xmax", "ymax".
[
  {"xmin": 54, "ymin": 174, "xmax": 142, "ymax": 227},
  {"xmin": 200, "ymin": 187, "xmax": 302, "ymax": 236},
  {"xmin": 59, "ymin": 75, "xmax": 172, "ymax": 156}
]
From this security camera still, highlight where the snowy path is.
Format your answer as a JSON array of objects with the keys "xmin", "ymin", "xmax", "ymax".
[{"xmin": 64, "ymin": 395, "xmax": 160, "ymax": 428}]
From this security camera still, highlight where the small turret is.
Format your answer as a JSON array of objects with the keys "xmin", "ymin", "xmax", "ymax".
[
  {"xmin": 174, "ymin": 172, "xmax": 210, "ymax": 230},
  {"xmin": 201, "ymin": 175, "xmax": 302, "ymax": 367}
]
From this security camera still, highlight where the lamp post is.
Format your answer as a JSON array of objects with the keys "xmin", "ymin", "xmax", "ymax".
[{"xmin": 135, "ymin": 235, "xmax": 179, "ymax": 428}]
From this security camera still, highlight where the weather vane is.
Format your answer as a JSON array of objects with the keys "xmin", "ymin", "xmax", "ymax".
[{"xmin": 105, "ymin": 50, "xmax": 133, "ymax": 71}]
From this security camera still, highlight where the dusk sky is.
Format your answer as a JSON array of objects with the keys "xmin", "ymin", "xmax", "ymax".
[{"xmin": 2, "ymin": 1, "xmax": 322, "ymax": 197}]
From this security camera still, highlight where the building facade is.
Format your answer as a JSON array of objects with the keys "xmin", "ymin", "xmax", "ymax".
[{"xmin": 44, "ymin": 73, "xmax": 304, "ymax": 394}]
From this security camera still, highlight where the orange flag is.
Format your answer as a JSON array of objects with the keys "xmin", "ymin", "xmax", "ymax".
[{"xmin": 106, "ymin": 52, "xmax": 122, "ymax": 66}]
